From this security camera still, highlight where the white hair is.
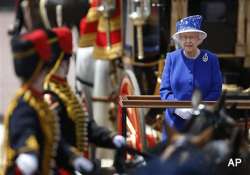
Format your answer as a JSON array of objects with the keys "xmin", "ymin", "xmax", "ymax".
[{"xmin": 173, "ymin": 32, "xmax": 205, "ymax": 46}]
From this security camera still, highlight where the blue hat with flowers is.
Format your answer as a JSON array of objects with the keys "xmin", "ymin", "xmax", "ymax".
[{"xmin": 172, "ymin": 15, "xmax": 207, "ymax": 41}]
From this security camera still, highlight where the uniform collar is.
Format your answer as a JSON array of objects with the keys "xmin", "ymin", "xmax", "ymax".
[
  {"xmin": 50, "ymin": 74, "xmax": 67, "ymax": 84},
  {"xmin": 29, "ymin": 86, "xmax": 44, "ymax": 99}
]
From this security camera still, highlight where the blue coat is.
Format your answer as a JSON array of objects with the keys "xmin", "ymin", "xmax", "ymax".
[{"xmin": 160, "ymin": 49, "xmax": 222, "ymax": 132}]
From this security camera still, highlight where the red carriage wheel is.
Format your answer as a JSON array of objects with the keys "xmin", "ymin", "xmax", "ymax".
[{"xmin": 117, "ymin": 70, "xmax": 145, "ymax": 152}]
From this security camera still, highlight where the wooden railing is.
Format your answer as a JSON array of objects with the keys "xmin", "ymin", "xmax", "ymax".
[
  {"xmin": 119, "ymin": 95, "xmax": 250, "ymax": 109},
  {"xmin": 119, "ymin": 95, "xmax": 250, "ymax": 138}
]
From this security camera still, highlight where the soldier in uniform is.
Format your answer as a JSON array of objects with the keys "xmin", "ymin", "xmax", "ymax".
[
  {"xmin": 43, "ymin": 27, "xmax": 125, "ymax": 166},
  {"xmin": 3, "ymin": 29, "xmax": 94, "ymax": 174}
]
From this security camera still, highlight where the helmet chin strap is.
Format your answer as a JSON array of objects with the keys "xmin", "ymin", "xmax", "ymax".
[
  {"xmin": 23, "ymin": 59, "xmax": 45, "ymax": 93},
  {"xmin": 44, "ymin": 52, "xmax": 64, "ymax": 89}
]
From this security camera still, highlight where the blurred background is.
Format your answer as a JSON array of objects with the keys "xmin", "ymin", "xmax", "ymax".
[{"xmin": 0, "ymin": 1, "xmax": 18, "ymax": 115}]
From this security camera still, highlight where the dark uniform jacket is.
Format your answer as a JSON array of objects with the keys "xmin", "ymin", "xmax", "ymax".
[
  {"xmin": 44, "ymin": 75, "xmax": 116, "ymax": 154},
  {"xmin": 3, "ymin": 86, "xmax": 78, "ymax": 175}
]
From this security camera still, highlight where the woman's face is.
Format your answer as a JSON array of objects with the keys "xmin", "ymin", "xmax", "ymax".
[{"xmin": 178, "ymin": 32, "xmax": 202, "ymax": 53}]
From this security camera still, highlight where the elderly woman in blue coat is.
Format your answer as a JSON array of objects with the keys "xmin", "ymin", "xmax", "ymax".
[{"xmin": 160, "ymin": 15, "xmax": 222, "ymax": 133}]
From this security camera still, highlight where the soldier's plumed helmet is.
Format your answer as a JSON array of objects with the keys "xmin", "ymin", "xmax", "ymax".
[
  {"xmin": 11, "ymin": 29, "xmax": 51, "ymax": 80},
  {"xmin": 46, "ymin": 27, "xmax": 72, "ymax": 67}
]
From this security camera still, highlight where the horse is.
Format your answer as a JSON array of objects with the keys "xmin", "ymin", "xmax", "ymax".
[{"xmin": 132, "ymin": 90, "xmax": 250, "ymax": 175}]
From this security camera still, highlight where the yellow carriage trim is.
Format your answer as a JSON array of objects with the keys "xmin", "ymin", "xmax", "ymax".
[{"xmin": 93, "ymin": 42, "xmax": 121, "ymax": 60}]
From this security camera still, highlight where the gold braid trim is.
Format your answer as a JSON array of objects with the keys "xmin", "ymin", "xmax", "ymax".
[
  {"xmin": 23, "ymin": 89, "xmax": 60, "ymax": 175},
  {"xmin": 48, "ymin": 37, "xmax": 58, "ymax": 44},
  {"xmin": 20, "ymin": 135, "xmax": 39, "ymax": 153},
  {"xmin": 44, "ymin": 52, "xmax": 64, "ymax": 90},
  {"xmin": 86, "ymin": 7, "xmax": 102, "ymax": 22},
  {"xmin": 14, "ymin": 49, "xmax": 36, "ymax": 59},
  {"xmin": 2, "ymin": 87, "xmax": 26, "ymax": 174},
  {"xmin": 3, "ymin": 87, "xmax": 60, "ymax": 175},
  {"xmin": 98, "ymin": 16, "xmax": 121, "ymax": 32},
  {"xmin": 25, "ymin": 59, "xmax": 45, "ymax": 87},
  {"xmin": 78, "ymin": 33, "xmax": 96, "ymax": 48},
  {"xmin": 93, "ymin": 42, "xmax": 122, "ymax": 60},
  {"xmin": 3, "ymin": 59, "xmax": 45, "ymax": 172},
  {"xmin": 44, "ymin": 77, "xmax": 89, "ymax": 153}
]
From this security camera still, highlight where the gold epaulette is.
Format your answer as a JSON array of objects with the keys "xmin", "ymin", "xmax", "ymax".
[{"xmin": 44, "ymin": 76, "xmax": 89, "ymax": 152}]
